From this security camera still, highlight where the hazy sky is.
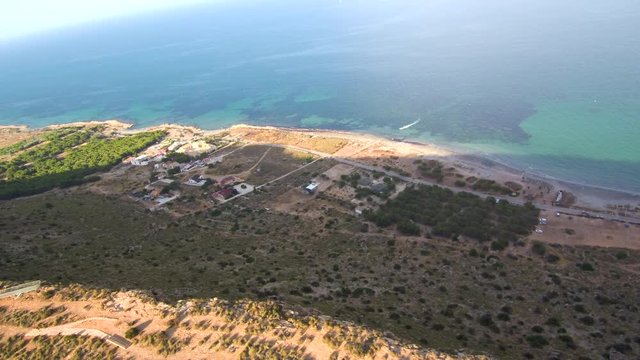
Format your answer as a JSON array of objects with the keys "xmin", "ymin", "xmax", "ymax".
[{"xmin": 0, "ymin": 0, "xmax": 219, "ymax": 41}]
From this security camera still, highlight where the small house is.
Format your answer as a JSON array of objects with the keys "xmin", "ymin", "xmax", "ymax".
[
  {"xmin": 185, "ymin": 175, "xmax": 208, "ymax": 187},
  {"xmin": 213, "ymin": 187, "xmax": 237, "ymax": 201},
  {"xmin": 156, "ymin": 194, "xmax": 178, "ymax": 206},
  {"xmin": 553, "ymin": 190, "xmax": 564, "ymax": 205},
  {"xmin": 370, "ymin": 182, "xmax": 388, "ymax": 195},
  {"xmin": 182, "ymin": 160, "xmax": 203, "ymax": 172},
  {"xmin": 150, "ymin": 154, "xmax": 166, "ymax": 163},
  {"xmin": 305, "ymin": 182, "xmax": 319, "ymax": 194},
  {"xmin": 131, "ymin": 155, "xmax": 150, "ymax": 166},
  {"xmin": 206, "ymin": 156, "xmax": 224, "ymax": 165}
]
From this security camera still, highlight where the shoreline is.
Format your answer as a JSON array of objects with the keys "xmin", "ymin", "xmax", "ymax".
[
  {"xmin": 296, "ymin": 124, "xmax": 640, "ymax": 203},
  {"xmin": 2, "ymin": 120, "xmax": 639, "ymax": 210},
  {"xmin": 391, "ymin": 132, "xmax": 640, "ymax": 199}
]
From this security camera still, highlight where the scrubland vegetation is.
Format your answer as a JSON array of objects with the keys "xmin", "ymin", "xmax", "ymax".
[
  {"xmin": 471, "ymin": 179, "xmax": 514, "ymax": 195},
  {"xmin": 0, "ymin": 305, "xmax": 66, "ymax": 328},
  {"xmin": 0, "ymin": 335, "xmax": 119, "ymax": 360},
  {"xmin": 1, "ymin": 191, "xmax": 638, "ymax": 359},
  {"xmin": 136, "ymin": 331, "xmax": 189, "ymax": 356},
  {"xmin": 415, "ymin": 159, "xmax": 444, "ymax": 182},
  {"xmin": 0, "ymin": 126, "xmax": 638, "ymax": 359}
]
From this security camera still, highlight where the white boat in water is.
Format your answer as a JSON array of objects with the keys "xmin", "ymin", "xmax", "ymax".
[{"xmin": 399, "ymin": 119, "xmax": 421, "ymax": 130}]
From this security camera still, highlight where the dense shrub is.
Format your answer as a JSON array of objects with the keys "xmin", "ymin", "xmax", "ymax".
[
  {"xmin": 416, "ymin": 160, "xmax": 444, "ymax": 182},
  {"xmin": 0, "ymin": 335, "xmax": 118, "ymax": 359},
  {"xmin": 472, "ymin": 179, "xmax": 513, "ymax": 195},
  {"xmin": 579, "ymin": 316, "xmax": 595, "ymax": 326},
  {"xmin": 491, "ymin": 238, "xmax": 509, "ymax": 251},
  {"xmin": 577, "ymin": 262, "xmax": 595, "ymax": 272},
  {"xmin": 545, "ymin": 317, "xmax": 561, "ymax": 327},
  {"xmin": 615, "ymin": 251, "xmax": 629, "ymax": 260},
  {"xmin": 137, "ymin": 331, "xmax": 188, "ymax": 355},
  {"xmin": 0, "ymin": 305, "xmax": 66, "ymax": 327},
  {"xmin": 525, "ymin": 335, "xmax": 549, "ymax": 348},
  {"xmin": 397, "ymin": 219, "xmax": 421, "ymax": 236},
  {"xmin": 125, "ymin": 327, "xmax": 140, "ymax": 339},
  {"xmin": 531, "ymin": 241, "xmax": 546, "ymax": 256},
  {"xmin": 164, "ymin": 152, "xmax": 192, "ymax": 163},
  {"xmin": 364, "ymin": 185, "xmax": 538, "ymax": 242},
  {"xmin": 558, "ymin": 335, "xmax": 576, "ymax": 348}
]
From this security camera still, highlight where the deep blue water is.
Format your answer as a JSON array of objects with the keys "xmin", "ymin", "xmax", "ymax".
[{"xmin": 1, "ymin": 0, "xmax": 639, "ymax": 192}]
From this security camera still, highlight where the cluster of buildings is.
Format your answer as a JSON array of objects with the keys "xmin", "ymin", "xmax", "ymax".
[
  {"xmin": 127, "ymin": 139, "xmax": 258, "ymax": 208},
  {"xmin": 121, "ymin": 134, "xmax": 270, "ymax": 210},
  {"xmin": 211, "ymin": 181, "xmax": 255, "ymax": 202},
  {"xmin": 126, "ymin": 139, "xmax": 218, "ymax": 207},
  {"xmin": 130, "ymin": 154, "xmax": 165, "ymax": 166},
  {"xmin": 303, "ymin": 171, "xmax": 392, "ymax": 217},
  {"xmin": 356, "ymin": 176, "xmax": 391, "ymax": 195},
  {"xmin": 126, "ymin": 138, "xmax": 219, "ymax": 169},
  {"xmin": 125, "ymin": 138, "xmax": 184, "ymax": 166}
]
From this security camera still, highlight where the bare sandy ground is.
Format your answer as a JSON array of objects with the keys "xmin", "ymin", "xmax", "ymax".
[
  {"xmin": 25, "ymin": 317, "xmax": 117, "ymax": 339},
  {"xmin": 0, "ymin": 287, "xmax": 487, "ymax": 360},
  {"xmin": 530, "ymin": 210, "xmax": 640, "ymax": 250},
  {"xmin": 0, "ymin": 126, "xmax": 31, "ymax": 148}
]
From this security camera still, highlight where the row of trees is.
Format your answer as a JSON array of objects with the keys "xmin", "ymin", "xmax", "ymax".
[
  {"xmin": 0, "ymin": 127, "xmax": 82, "ymax": 156},
  {"xmin": 0, "ymin": 129, "xmax": 165, "ymax": 199},
  {"xmin": 415, "ymin": 159, "xmax": 444, "ymax": 182},
  {"xmin": 364, "ymin": 185, "xmax": 539, "ymax": 241},
  {"xmin": 7, "ymin": 130, "xmax": 93, "ymax": 169},
  {"xmin": 0, "ymin": 138, "xmax": 42, "ymax": 156},
  {"xmin": 471, "ymin": 179, "xmax": 514, "ymax": 195}
]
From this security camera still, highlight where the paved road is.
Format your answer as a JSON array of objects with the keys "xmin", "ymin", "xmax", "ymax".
[
  {"xmin": 256, "ymin": 142, "xmax": 640, "ymax": 225},
  {"xmin": 0, "ymin": 281, "xmax": 41, "ymax": 299}
]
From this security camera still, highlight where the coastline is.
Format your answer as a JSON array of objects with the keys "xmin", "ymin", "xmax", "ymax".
[
  {"xmin": 298, "ymin": 124, "xmax": 640, "ymax": 207},
  {"xmin": 389, "ymin": 131, "xmax": 640, "ymax": 199},
  {"xmin": 2, "ymin": 120, "xmax": 639, "ymax": 211}
]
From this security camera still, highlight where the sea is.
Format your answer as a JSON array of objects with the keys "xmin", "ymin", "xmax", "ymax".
[{"xmin": 1, "ymin": 0, "xmax": 639, "ymax": 193}]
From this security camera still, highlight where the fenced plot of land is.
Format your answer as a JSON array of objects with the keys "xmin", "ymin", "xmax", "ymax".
[
  {"xmin": 205, "ymin": 145, "xmax": 272, "ymax": 176},
  {"xmin": 530, "ymin": 210, "xmax": 640, "ymax": 250},
  {"xmin": 244, "ymin": 148, "xmax": 317, "ymax": 185}
]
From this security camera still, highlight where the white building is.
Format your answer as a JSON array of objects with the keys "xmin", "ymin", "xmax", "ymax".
[
  {"xmin": 305, "ymin": 182, "xmax": 319, "ymax": 194},
  {"xmin": 131, "ymin": 155, "xmax": 150, "ymax": 166},
  {"xmin": 184, "ymin": 175, "xmax": 208, "ymax": 187}
]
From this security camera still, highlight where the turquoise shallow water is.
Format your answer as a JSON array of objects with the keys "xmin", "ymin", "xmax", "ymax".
[{"xmin": 0, "ymin": 0, "xmax": 639, "ymax": 192}]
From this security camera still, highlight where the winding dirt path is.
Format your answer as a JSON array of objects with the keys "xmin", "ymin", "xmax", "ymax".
[{"xmin": 25, "ymin": 317, "xmax": 117, "ymax": 339}]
